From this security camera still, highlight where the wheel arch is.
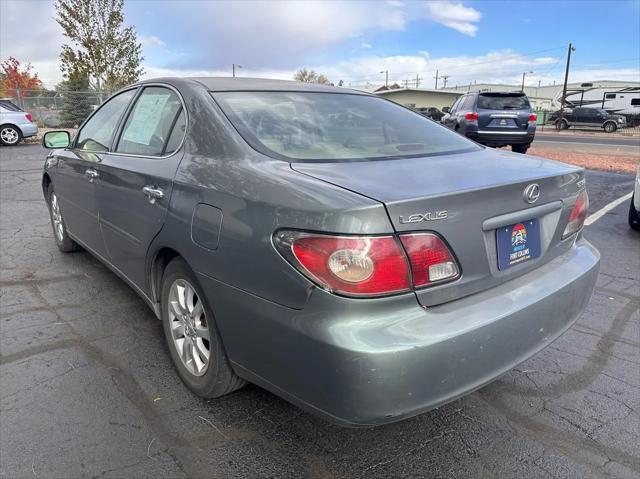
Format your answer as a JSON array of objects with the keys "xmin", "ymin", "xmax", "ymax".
[
  {"xmin": 42, "ymin": 173, "xmax": 52, "ymax": 199},
  {"xmin": 148, "ymin": 246, "xmax": 182, "ymax": 308}
]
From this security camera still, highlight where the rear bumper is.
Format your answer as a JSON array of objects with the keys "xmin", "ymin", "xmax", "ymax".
[
  {"xmin": 198, "ymin": 238, "xmax": 599, "ymax": 427},
  {"xmin": 468, "ymin": 129, "xmax": 535, "ymax": 146},
  {"xmin": 18, "ymin": 122, "xmax": 38, "ymax": 138}
]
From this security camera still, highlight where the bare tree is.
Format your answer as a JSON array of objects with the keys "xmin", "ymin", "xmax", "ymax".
[{"xmin": 294, "ymin": 69, "xmax": 331, "ymax": 85}]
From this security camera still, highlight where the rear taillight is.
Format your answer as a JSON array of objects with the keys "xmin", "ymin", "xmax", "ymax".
[
  {"xmin": 563, "ymin": 190, "xmax": 589, "ymax": 239},
  {"xmin": 465, "ymin": 112, "xmax": 478, "ymax": 121},
  {"xmin": 274, "ymin": 230, "xmax": 460, "ymax": 297},
  {"xmin": 528, "ymin": 113, "xmax": 537, "ymax": 123},
  {"xmin": 399, "ymin": 233, "xmax": 460, "ymax": 287},
  {"xmin": 25, "ymin": 113, "xmax": 33, "ymax": 122}
]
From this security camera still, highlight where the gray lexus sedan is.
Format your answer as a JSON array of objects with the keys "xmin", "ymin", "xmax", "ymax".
[{"xmin": 41, "ymin": 78, "xmax": 599, "ymax": 427}]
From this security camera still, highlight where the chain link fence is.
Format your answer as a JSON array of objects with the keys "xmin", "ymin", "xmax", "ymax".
[{"xmin": 1, "ymin": 89, "xmax": 110, "ymax": 128}]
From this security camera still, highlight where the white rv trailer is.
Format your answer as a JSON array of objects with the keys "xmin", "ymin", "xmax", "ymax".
[{"xmin": 552, "ymin": 86, "xmax": 640, "ymax": 118}]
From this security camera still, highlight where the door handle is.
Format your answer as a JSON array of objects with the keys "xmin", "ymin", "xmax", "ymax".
[
  {"xmin": 85, "ymin": 168, "xmax": 99, "ymax": 182},
  {"xmin": 142, "ymin": 185, "xmax": 164, "ymax": 204}
]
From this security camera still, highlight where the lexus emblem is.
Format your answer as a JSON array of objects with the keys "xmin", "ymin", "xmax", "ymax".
[{"xmin": 523, "ymin": 183, "xmax": 540, "ymax": 204}]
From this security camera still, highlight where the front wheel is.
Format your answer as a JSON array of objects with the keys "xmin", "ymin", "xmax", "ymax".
[
  {"xmin": 603, "ymin": 122, "xmax": 617, "ymax": 133},
  {"xmin": 512, "ymin": 143, "xmax": 531, "ymax": 154},
  {"xmin": 0, "ymin": 125, "xmax": 21, "ymax": 146},
  {"xmin": 47, "ymin": 186, "xmax": 80, "ymax": 252},
  {"xmin": 629, "ymin": 196, "xmax": 640, "ymax": 231},
  {"xmin": 554, "ymin": 120, "xmax": 568, "ymax": 130},
  {"xmin": 161, "ymin": 257, "xmax": 246, "ymax": 398}
]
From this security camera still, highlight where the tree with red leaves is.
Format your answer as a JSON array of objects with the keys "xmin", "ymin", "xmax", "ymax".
[{"xmin": 0, "ymin": 57, "xmax": 43, "ymax": 96}]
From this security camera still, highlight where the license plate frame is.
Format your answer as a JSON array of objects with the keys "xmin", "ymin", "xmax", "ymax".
[{"xmin": 496, "ymin": 219, "xmax": 541, "ymax": 270}]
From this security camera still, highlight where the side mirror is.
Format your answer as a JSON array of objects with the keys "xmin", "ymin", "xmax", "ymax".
[
  {"xmin": 442, "ymin": 107, "xmax": 450, "ymax": 113},
  {"xmin": 42, "ymin": 130, "xmax": 71, "ymax": 149}
]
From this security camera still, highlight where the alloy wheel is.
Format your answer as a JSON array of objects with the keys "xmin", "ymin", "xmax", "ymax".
[
  {"xmin": 50, "ymin": 192, "xmax": 65, "ymax": 242},
  {"xmin": 1, "ymin": 127, "xmax": 19, "ymax": 145},
  {"xmin": 167, "ymin": 279, "xmax": 211, "ymax": 376}
]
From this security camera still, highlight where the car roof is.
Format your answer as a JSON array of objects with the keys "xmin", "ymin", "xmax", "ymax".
[{"xmin": 141, "ymin": 77, "xmax": 369, "ymax": 95}]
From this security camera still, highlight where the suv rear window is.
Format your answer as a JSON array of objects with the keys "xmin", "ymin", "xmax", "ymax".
[
  {"xmin": 477, "ymin": 93, "xmax": 530, "ymax": 110},
  {"xmin": 214, "ymin": 91, "xmax": 479, "ymax": 162}
]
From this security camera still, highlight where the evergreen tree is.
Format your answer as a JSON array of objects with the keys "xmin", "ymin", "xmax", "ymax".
[{"xmin": 58, "ymin": 75, "xmax": 93, "ymax": 128}]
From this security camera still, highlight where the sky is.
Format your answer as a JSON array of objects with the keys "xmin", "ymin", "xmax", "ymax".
[{"xmin": 1, "ymin": 0, "xmax": 639, "ymax": 90}]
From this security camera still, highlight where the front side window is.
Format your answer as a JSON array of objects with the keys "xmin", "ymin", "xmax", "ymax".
[
  {"xmin": 214, "ymin": 92, "xmax": 479, "ymax": 162},
  {"xmin": 605, "ymin": 93, "xmax": 616, "ymax": 99},
  {"xmin": 116, "ymin": 87, "xmax": 184, "ymax": 156},
  {"xmin": 477, "ymin": 93, "xmax": 530, "ymax": 110},
  {"xmin": 76, "ymin": 89, "xmax": 136, "ymax": 152}
]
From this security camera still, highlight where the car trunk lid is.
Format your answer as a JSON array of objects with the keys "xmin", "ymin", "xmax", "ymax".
[{"xmin": 292, "ymin": 148, "xmax": 585, "ymax": 306}]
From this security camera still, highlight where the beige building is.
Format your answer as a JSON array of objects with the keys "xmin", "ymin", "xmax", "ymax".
[{"xmin": 373, "ymin": 88, "xmax": 462, "ymax": 110}]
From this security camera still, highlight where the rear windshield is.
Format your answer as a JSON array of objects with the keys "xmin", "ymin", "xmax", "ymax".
[
  {"xmin": 477, "ymin": 93, "xmax": 530, "ymax": 110},
  {"xmin": 213, "ymin": 91, "xmax": 479, "ymax": 162}
]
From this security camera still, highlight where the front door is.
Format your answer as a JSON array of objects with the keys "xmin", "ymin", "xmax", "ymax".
[
  {"xmin": 54, "ymin": 88, "xmax": 137, "ymax": 256},
  {"xmin": 95, "ymin": 86, "xmax": 186, "ymax": 290}
]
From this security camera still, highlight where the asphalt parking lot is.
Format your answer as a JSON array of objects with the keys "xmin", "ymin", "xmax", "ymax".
[{"xmin": 1, "ymin": 144, "xmax": 638, "ymax": 479}]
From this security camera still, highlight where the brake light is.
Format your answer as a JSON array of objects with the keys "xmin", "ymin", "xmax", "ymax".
[
  {"xmin": 25, "ymin": 113, "xmax": 33, "ymax": 122},
  {"xmin": 563, "ymin": 190, "xmax": 589, "ymax": 239},
  {"xmin": 274, "ymin": 231, "xmax": 410, "ymax": 297},
  {"xmin": 465, "ymin": 112, "xmax": 478, "ymax": 121},
  {"xmin": 399, "ymin": 233, "xmax": 460, "ymax": 287},
  {"xmin": 528, "ymin": 113, "xmax": 537, "ymax": 123},
  {"xmin": 274, "ymin": 230, "xmax": 461, "ymax": 297}
]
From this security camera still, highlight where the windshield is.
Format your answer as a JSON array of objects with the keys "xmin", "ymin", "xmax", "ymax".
[
  {"xmin": 213, "ymin": 91, "xmax": 479, "ymax": 161},
  {"xmin": 477, "ymin": 93, "xmax": 530, "ymax": 110}
]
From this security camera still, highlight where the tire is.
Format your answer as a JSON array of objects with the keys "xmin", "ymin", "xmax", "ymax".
[
  {"xmin": 0, "ymin": 125, "xmax": 21, "ymax": 146},
  {"xmin": 47, "ymin": 185, "xmax": 80, "ymax": 252},
  {"xmin": 554, "ymin": 119, "xmax": 568, "ymax": 131},
  {"xmin": 603, "ymin": 122, "xmax": 617, "ymax": 133},
  {"xmin": 161, "ymin": 257, "xmax": 246, "ymax": 398},
  {"xmin": 629, "ymin": 195, "xmax": 640, "ymax": 231},
  {"xmin": 512, "ymin": 143, "xmax": 531, "ymax": 154}
]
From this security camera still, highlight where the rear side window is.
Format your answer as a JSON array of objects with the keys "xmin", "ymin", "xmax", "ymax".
[
  {"xmin": 461, "ymin": 95, "xmax": 476, "ymax": 110},
  {"xmin": 116, "ymin": 87, "xmax": 183, "ymax": 156},
  {"xmin": 76, "ymin": 89, "xmax": 136, "ymax": 152},
  {"xmin": 477, "ymin": 93, "xmax": 530, "ymax": 110},
  {"xmin": 0, "ymin": 100, "xmax": 22, "ymax": 112}
]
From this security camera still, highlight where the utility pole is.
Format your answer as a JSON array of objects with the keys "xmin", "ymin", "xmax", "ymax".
[
  {"xmin": 380, "ymin": 70, "xmax": 389, "ymax": 88},
  {"xmin": 559, "ymin": 43, "xmax": 575, "ymax": 125},
  {"xmin": 415, "ymin": 74, "xmax": 423, "ymax": 88},
  {"xmin": 403, "ymin": 79, "xmax": 409, "ymax": 89},
  {"xmin": 521, "ymin": 71, "xmax": 533, "ymax": 92},
  {"xmin": 433, "ymin": 69, "xmax": 439, "ymax": 89},
  {"xmin": 441, "ymin": 75, "xmax": 450, "ymax": 88},
  {"xmin": 232, "ymin": 64, "xmax": 243, "ymax": 77}
]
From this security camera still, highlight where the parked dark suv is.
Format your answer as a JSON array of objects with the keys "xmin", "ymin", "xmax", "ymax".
[
  {"xmin": 442, "ymin": 91, "xmax": 536, "ymax": 153},
  {"xmin": 548, "ymin": 107, "xmax": 626, "ymax": 133},
  {"xmin": 414, "ymin": 106, "xmax": 445, "ymax": 122}
]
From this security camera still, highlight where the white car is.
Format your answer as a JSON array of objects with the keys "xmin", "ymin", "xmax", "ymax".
[
  {"xmin": 0, "ymin": 99, "xmax": 38, "ymax": 146},
  {"xmin": 630, "ymin": 165, "xmax": 640, "ymax": 231}
]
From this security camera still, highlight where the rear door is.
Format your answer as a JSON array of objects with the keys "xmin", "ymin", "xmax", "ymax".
[
  {"xmin": 95, "ymin": 85, "xmax": 187, "ymax": 289},
  {"xmin": 52, "ymin": 88, "xmax": 137, "ymax": 257},
  {"xmin": 476, "ymin": 92, "xmax": 530, "ymax": 133}
]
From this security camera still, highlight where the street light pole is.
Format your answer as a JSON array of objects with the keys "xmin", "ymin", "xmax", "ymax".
[
  {"xmin": 521, "ymin": 71, "xmax": 533, "ymax": 92},
  {"xmin": 559, "ymin": 43, "xmax": 575, "ymax": 126},
  {"xmin": 380, "ymin": 70, "xmax": 388, "ymax": 88},
  {"xmin": 233, "ymin": 64, "xmax": 243, "ymax": 77}
]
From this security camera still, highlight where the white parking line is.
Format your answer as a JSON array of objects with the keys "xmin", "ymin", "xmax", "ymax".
[{"xmin": 585, "ymin": 192, "xmax": 633, "ymax": 226}]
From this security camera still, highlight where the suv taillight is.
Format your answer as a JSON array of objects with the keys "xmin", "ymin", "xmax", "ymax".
[
  {"xmin": 563, "ymin": 190, "xmax": 589, "ymax": 239},
  {"xmin": 528, "ymin": 113, "xmax": 537, "ymax": 123},
  {"xmin": 273, "ymin": 230, "xmax": 460, "ymax": 297},
  {"xmin": 25, "ymin": 113, "xmax": 33, "ymax": 122},
  {"xmin": 465, "ymin": 112, "xmax": 478, "ymax": 121}
]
